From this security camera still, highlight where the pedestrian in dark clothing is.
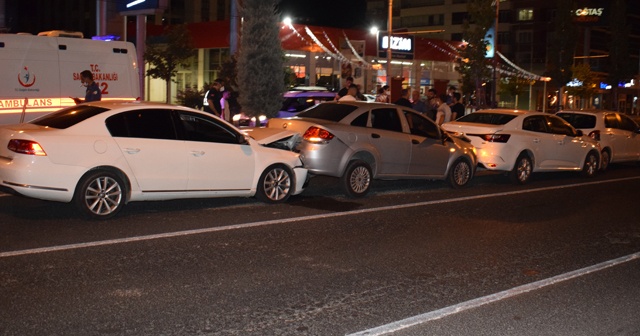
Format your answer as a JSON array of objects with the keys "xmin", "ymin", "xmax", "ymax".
[
  {"xmin": 394, "ymin": 89, "xmax": 413, "ymax": 108},
  {"xmin": 411, "ymin": 90, "xmax": 427, "ymax": 114},
  {"xmin": 72, "ymin": 70, "xmax": 101, "ymax": 104},
  {"xmin": 206, "ymin": 79, "xmax": 224, "ymax": 117},
  {"xmin": 450, "ymin": 92, "xmax": 465, "ymax": 120},
  {"xmin": 425, "ymin": 88, "xmax": 438, "ymax": 120},
  {"xmin": 337, "ymin": 76, "xmax": 354, "ymax": 100}
]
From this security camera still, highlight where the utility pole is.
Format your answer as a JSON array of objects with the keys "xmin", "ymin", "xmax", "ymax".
[{"xmin": 387, "ymin": 0, "xmax": 393, "ymax": 102}]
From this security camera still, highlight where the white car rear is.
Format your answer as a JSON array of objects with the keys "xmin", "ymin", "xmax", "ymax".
[{"xmin": 442, "ymin": 109, "xmax": 601, "ymax": 184}]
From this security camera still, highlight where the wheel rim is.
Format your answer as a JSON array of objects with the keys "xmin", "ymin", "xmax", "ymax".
[
  {"xmin": 585, "ymin": 154, "xmax": 598, "ymax": 176},
  {"xmin": 453, "ymin": 161, "xmax": 471, "ymax": 186},
  {"xmin": 601, "ymin": 151, "xmax": 610, "ymax": 170},
  {"xmin": 349, "ymin": 166, "xmax": 371, "ymax": 194},
  {"xmin": 263, "ymin": 167, "xmax": 291, "ymax": 201},
  {"xmin": 84, "ymin": 176, "xmax": 123, "ymax": 216},
  {"xmin": 516, "ymin": 158, "xmax": 532, "ymax": 182}
]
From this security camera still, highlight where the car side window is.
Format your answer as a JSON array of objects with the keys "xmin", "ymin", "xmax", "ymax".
[
  {"xmin": 522, "ymin": 116, "xmax": 548, "ymax": 133},
  {"xmin": 371, "ymin": 108, "xmax": 403, "ymax": 132},
  {"xmin": 350, "ymin": 111, "xmax": 369, "ymax": 128},
  {"xmin": 618, "ymin": 114, "xmax": 638, "ymax": 132},
  {"xmin": 176, "ymin": 111, "xmax": 241, "ymax": 144},
  {"xmin": 403, "ymin": 110, "xmax": 439, "ymax": 139},
  {"xmin": 604, "ymin": 114, "xmax": 619, "ymax": 129},
  {"xmin": 546, "ymin": 115, "xmax": 576, "ymax": 136},
  {"xmin": 106, "ymin": 109, "xmax": 177, "ymax": 140}
]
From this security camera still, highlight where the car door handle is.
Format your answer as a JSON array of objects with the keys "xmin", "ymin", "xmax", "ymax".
[
  {"xmin": 557, "ymin": 141, "xmax": 564, "ymax": 145},
  {"xmin": 371, "ymin": 133, "xmax": 381, "ymax": 138},
  {"xmin": 124, "ymin": 148, "xmax": 140, "ymax": 154},
  {"xmin": 190, "ymin": 150, "xmax": 205, "ymax": 157},
  {"xmin": 533, "ymin": 139, "xmax": 540, "ymax": 143}
]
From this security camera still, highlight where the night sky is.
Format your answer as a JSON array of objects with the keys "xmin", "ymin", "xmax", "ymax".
[{"xmin": 276, "ymin": 0, "xmax": 368, "ymax": 29}]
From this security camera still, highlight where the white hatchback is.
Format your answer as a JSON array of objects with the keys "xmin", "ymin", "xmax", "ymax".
[
  {"xmin": 0, "ymin": 101, "xmax": 307, "ymax": 219},
  {"xmin": 442, "ymin": 109, "xmax": 601, "ymax": 184},
  {"xmin": 556, "ymin": 110, "xmax": 640, "ymax": 170}
]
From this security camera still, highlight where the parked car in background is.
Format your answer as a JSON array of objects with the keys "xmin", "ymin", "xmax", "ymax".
[
  {"xmin": 556, "ymin": 110, "xmax": 640, "ymax": 170},
  {"xmin": 278, "ymin": 88, "xmax": 337, "ymax": 118},
  {"xmin": 0, "ymin": 101, "xmax": 307, "ymax": 219},
  {"xmin": 442, "ymin": 109, "xmax": 601, "ymax": 184},
  {"xmin": 267, "ymin": 101, "xmax": 477, "ymax": 197}
]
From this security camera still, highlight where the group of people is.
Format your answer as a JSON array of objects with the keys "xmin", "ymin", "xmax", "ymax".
[
  {"xmin": 336, "ymin": 75, "xmax": 465, "ymax": 126},
  {"xmin": 396, "ymin": 86, "xmax": 464, "ymax": 125}
]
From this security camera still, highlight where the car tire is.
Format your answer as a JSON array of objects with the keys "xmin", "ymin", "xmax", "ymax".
[
  {"xmin": 600, "ymin": 149, "xmax": 610, "ymax": 171},
  {"xmin": 74, "ymin": 170, "xmax": 126, "ymax": 220},
  {"xmin": 580, "ymin": 151, "xmax": 599, "ymax": 178},
  {"xmin": 448, "ymin": 158, "xmax": 473, "ymax": 188},
  {"xmin": 509, "ymin": 153, "xmax": 532, "ymax": 185},
  {"xmin": 341, "ymin": 160, "xmax": 372, "ymax": 198},
  {"xmin": 256, "ymin": 164, "xmax": 294, "ymax": 203}
]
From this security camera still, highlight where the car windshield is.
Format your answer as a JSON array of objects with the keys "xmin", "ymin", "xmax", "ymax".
[
  {"xmin": 30, "ymin": 105, "xmax": 110, "ymax": 129},
  {"xmin": 296, "ymin": 103, "xmax": 359, "ymax": 122},
  {"xmin": 556, "ymin": 113, "xmax": 596, "ymax": 129},
  {"xmin": 456, "ymin": 112, "xmax": 517, "ymax": 125}
]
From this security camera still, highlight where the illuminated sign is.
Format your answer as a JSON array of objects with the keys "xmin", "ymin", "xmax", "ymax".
[
  {"xmin": 572, "ymin": 6, "xmax": 607, "ymax": 25},
  {"xmin": 117, "ymin": 0, "xmax": 159, "ymax": 12},
  {"xmin": 484, "ymin": 26, "xmax": 495, "ymax": 59},
  {"xmin": 566, "ymin": 78, "xmax": 583, "ymax": 87},
  {"xmin": 377, "ymin": 35, "xmax": 414, "ymax": 60}
]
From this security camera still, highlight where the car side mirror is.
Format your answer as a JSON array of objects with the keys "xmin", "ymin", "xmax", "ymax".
[
  {"xmin": 237, "ymin": 133, "xmax": 249, "ymax": 145},
  {"xmin": 575, "ymin": 129, "xmax": 583, "ymax": 137}
]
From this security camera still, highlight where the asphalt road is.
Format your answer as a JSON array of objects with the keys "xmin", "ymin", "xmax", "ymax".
[{"xmin": 1, "ymin": 164, "xmax": 640, "ymax": 335}]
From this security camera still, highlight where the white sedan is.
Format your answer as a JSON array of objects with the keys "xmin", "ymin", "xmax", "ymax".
[
  {"xmin": 442, "ymin": 109, "xmax": 601, "ymax": 184},
  {"xmin": 0, "ymin": 101, "xmax": 307, "ymax": 219}
]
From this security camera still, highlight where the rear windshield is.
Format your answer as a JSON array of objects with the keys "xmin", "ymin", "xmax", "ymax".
[
  {"xmin": 296, "ymin": 103, "xmax": 358, "ymax": 122},
  {"xmin": 30, "ymin": 105, "xmax": 109, "ymax": 129},
  {"xmin": 281, "ymin": 95, "xmax": 335, "ymax": 113},
  {"xmin": 556, "ymin": 113, "xmax": 596, "ymax": 129},
  {"xmin": 456, "ymin": 112, "xmax": 517, "ymax": 125}
]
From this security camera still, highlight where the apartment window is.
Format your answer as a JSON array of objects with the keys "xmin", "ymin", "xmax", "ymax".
[
  {"xmin": 401, "ymin": 0, "xmax": 445, "ymax": 8},
  {"xmin": 452, "ymin": 0, "xmax": 468, "ymax": 3},
  {"xmin": 452, "ymin": 12, "xmax": 468, "ymax": 25},
  {"xmin": 451, "ymin": 33, "xmax": 463, "ymax": 42},
  {"xmin": 402, "ymin": 14, "xmax": 444, "ymax": 28},
  {"xmin": 518, "ymin": 8, "xmax": 534, "ymax": 21},
  {"xmin": 497, "ymin": 31, "xmax": 510, "ymax": 45},
  {"xmin": 517, "ymin": 31, "xmax": 533, "ymax": 44}
]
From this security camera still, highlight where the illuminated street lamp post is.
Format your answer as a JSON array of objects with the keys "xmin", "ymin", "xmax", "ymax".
[{"xmin": 387, "ymin": 0, "xmax": 393, "ymax": 100}]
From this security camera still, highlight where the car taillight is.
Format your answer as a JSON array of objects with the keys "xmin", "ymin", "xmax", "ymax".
[
  {"xmin": 479, "ymin": 134, "xmax": 511, "ymax": 143},
  {"xmin": 7, "ymin": 139, "xmax": 47, "ymax": 156},
  {"xmin": 588, "ymin": 130, "xmax": 600, "ymax": 141},
  {"xmin": 303, "ymin": 126, "xmax": 334, "ymax": 144}
]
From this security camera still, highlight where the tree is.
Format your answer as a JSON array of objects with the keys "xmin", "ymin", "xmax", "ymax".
[
  {"xmin": 237, "ymin": 0, "xmax": 285, "ymax": 118},
  {"xmin": 456, "ymin": 0, "xmax": 495, "ymax": 108},
  {"xmin": 546, "ymin": 0, "xmax": 578, "ymax": 110},
  {"xmin": 566, "ymin": 63, "xmax": 597, "ymax": 109},
  {"xmin": 606, "ymin": 0, "xmax": 631, "ymax": 111},
  {"xmin": 144, "ymin": 24, "xmax": 196, "ymax": 103},
  {"xmin": 498, "ymin": 76, "xmax": 532, "ymax": 108}
]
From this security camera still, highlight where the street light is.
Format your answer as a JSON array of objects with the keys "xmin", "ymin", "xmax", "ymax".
[{"xmin": 541, "ymin": 77, "xmax": 552, "ymax": 113}]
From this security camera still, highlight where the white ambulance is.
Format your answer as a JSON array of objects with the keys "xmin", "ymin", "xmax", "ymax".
[{"xmin": 0, "ymin": 32, "xmax": 140, "ymax": 124}]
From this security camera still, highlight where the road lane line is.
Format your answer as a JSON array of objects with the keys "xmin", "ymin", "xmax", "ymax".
[
  {"xmin": 1, "ymin": 176, "xmax": 639, "ymax": 259},
  {"xmin": 346, "ymin": 252, "xmax": 640, "ymax": 336}
]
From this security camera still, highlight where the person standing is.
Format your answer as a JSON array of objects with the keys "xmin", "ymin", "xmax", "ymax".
[
  {"xmin": 394, "ymin": 89, "xmax": 413, "ymax": 108},
  {"xmin": 450, "ymin": 92, "xmax": 465, "ymax": 121},
  {"xmin": 338, "ymin": 84, "xmax": 358, "ymax": 101},
  {"xmin": 435, "ymin": 94, "xmax": 452, "ymax": 126},
  {"xmin": 72, "ymin": 70, "xmax": 101, "ymax": 104},
  {"xmin": 411, "ymin": 90, "xmax": 427, "ymax": 114},
  {"xmin": 337, "ymin": 76, "xmax": 354, "ymax": 100},
  {"xmin": 220, "ymin": 90, "xmax": 231, "ymax": 122},
  {"xmin": 425, "ymin": 88, "xmax": 438, "ymax": 120},
  {"xmin": 375, "ymin": 85, "xmax": 390, "ymax": 103},
  {"xmin": 206, "ymin": 79, "xmax": 223, "ymax": 117}
]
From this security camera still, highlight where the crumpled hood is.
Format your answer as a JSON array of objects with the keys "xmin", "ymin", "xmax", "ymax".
[{"xmin": 241, "ymin": 127, "xmax": 301, "ymax": 150}]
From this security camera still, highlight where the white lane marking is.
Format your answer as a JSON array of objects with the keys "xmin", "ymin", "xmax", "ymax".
[
  {"xmin": 347, "ymin": 252, "xmax": 640, "ymax": 336},
  {"xmin": 1, "ymin": 176, "xmax": 639, "ymax": 259}
]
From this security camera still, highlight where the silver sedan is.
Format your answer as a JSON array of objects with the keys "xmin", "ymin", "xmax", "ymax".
[{"xmin": 266, "ymin": 101, "xmax": 477, "ymax": 197}]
